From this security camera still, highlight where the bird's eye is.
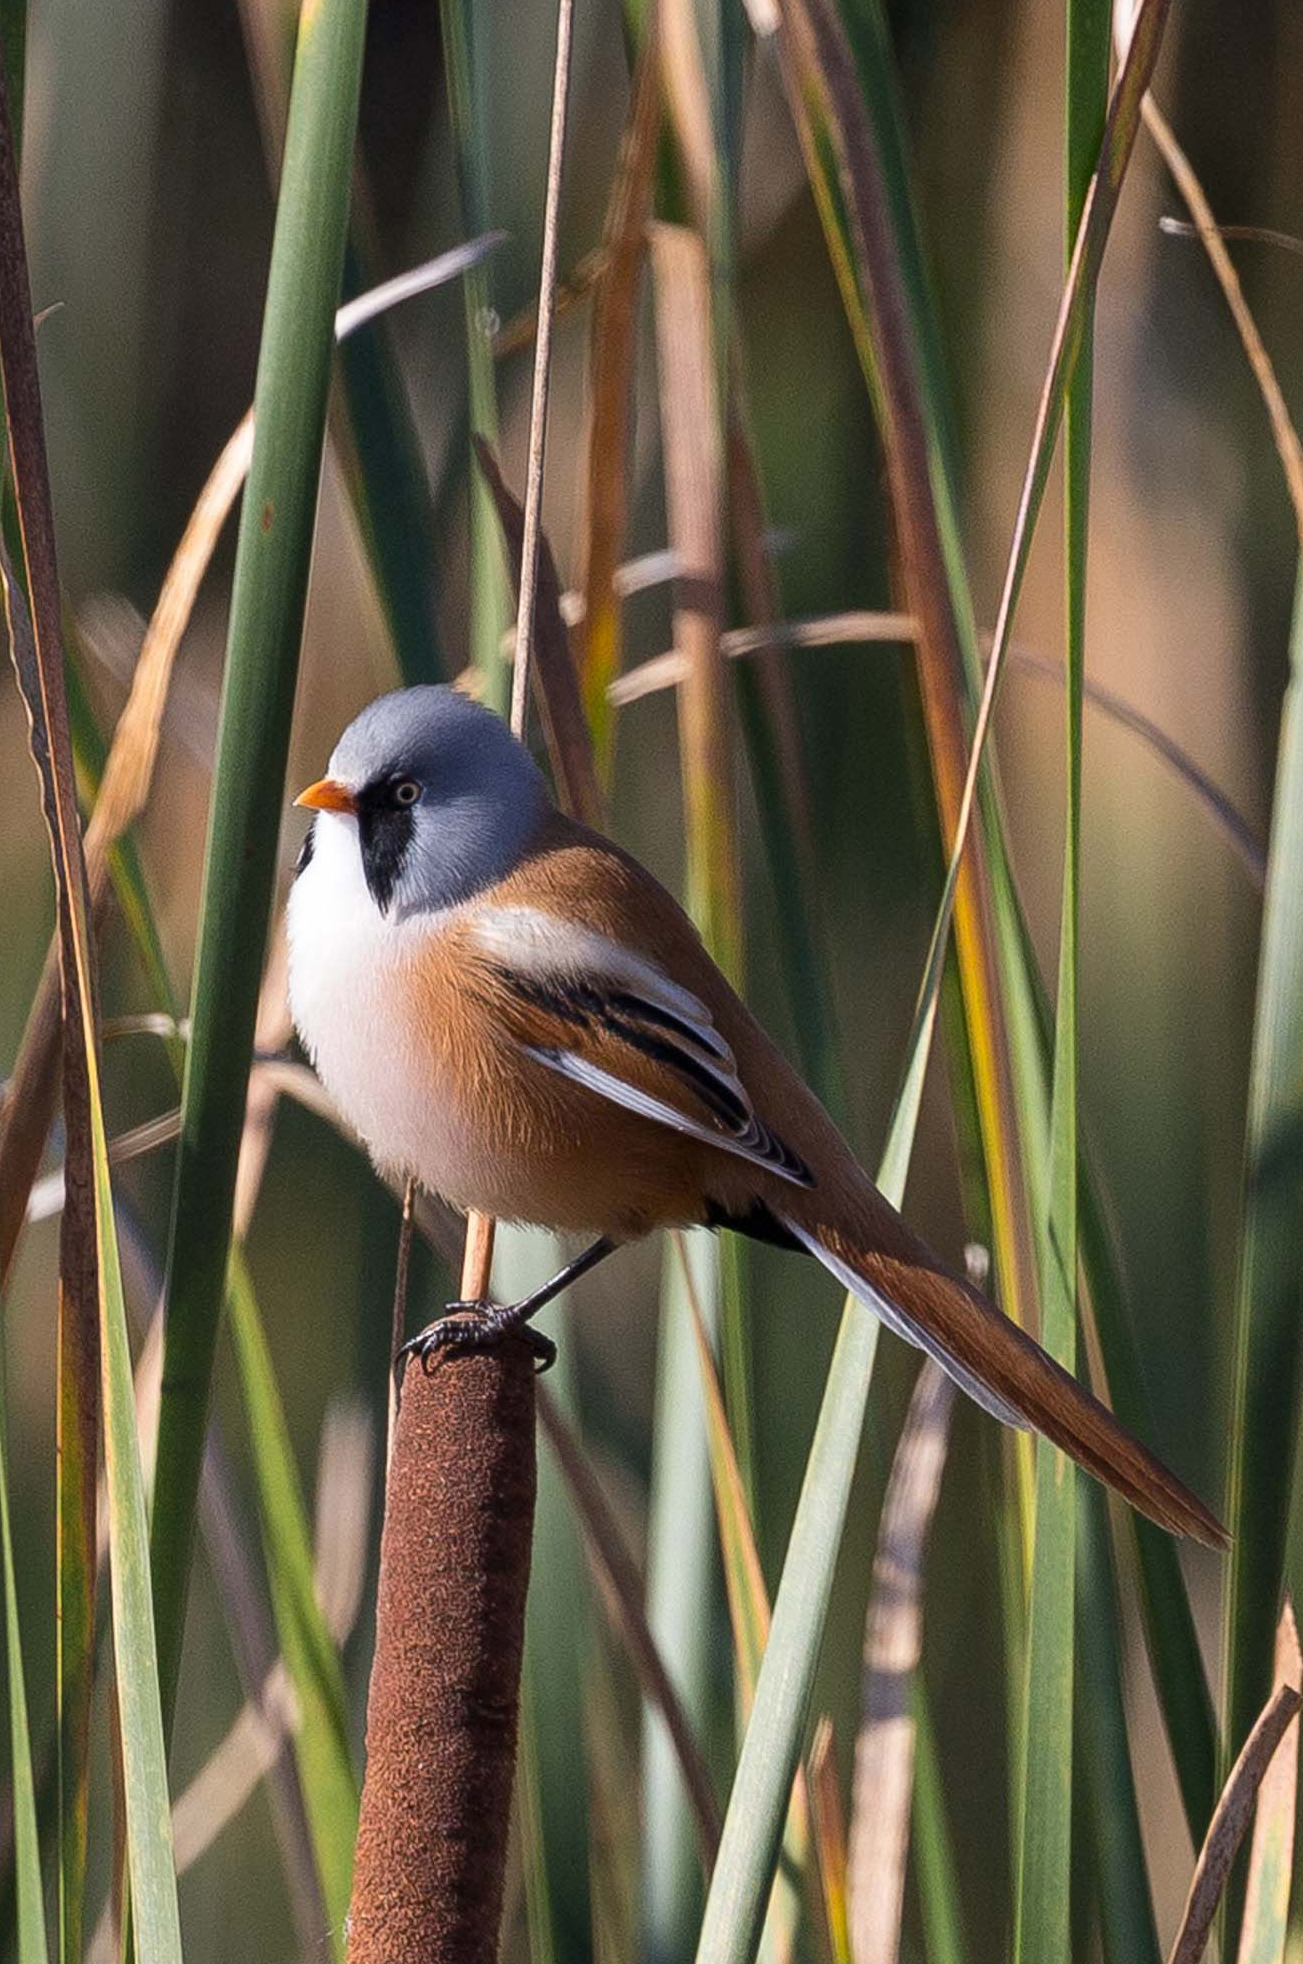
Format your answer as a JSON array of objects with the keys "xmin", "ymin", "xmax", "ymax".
[{"xmin": 393, "ymin": 778, "xmax": 421, "ymax": 807}]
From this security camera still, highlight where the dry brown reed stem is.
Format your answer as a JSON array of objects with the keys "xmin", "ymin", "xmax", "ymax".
[
  {"xmin": 610, "ymin": 609, "xmax": 919, "ymax": 703},
  {"xmin": 1159, "ymin": 218, "xmax": 1303, "ymax": 260},
  {"xmin": 610, "ymin": 617, "xmax": 1267, "ymax": 884},
  {"xmin": 576, "ymin": 29, "xmax": 662, "ymax": 751},
  {"xmin": 650, "ymin": 222, "xmax": 742, "ymax": 971},
  {"xmin": 473, "ymin": 438, "xmax": 605, "ymax": 828},
  {"xmin": 347, "ymin": 1344, "xmax": 537, "ymax": 1964},
  {"xmin": 1237, "ymin": 1603, "xmax": 1301, "ymax": 1949},
  {"xmin": 819, "ymin": 0, "xmax": 1171, "ymax": 1311},
  {"xmin": 0, "ymin": 68, "xmax": 112, "ymax": 1962},
  {"xmin": 1167, "ymin": 1672, "xmax": 1302, "ymax": 1964},
  {"xmin": 232, "ymin": 926, "xmax": 292, "ymax": 1241},
  {"xmin": 492, "ymin": 246, "xmax": 607, "ymax": 360},
  {"xmin": 459, "ymin": 1208, "xmax": 498, "ymax": 1308},
  {"xmin": 658, "ymin": 0, "xmax": 716, "ymax": 230}
]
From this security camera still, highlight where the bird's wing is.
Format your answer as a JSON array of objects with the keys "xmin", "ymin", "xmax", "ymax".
[{"xmin": 465, "ymin": 903, "xmax": 813, "ymax": 1187}]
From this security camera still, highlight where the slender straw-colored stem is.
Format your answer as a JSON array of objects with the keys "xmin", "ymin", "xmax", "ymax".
[
  {"xmin": 387, "ymin": 1179, "xmax": 416, "ymax": 1473},
  {"xmin": 459, "ymin": 1207, "xmax": 498, "ymax": 1305},
  {"xmin": 463, "ymin": 0, "xmax": 575, "ymax": 1299},
  {"xmin": 509, "ymin": 0, "xmax": 575, "ymax": 738}
]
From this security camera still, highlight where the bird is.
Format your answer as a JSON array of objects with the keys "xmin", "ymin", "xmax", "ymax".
[{"xmin": 286, "ymin": 683, "xmax": 1225, "ymax": 1549}]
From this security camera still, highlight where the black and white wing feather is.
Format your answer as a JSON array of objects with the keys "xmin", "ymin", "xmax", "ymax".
[{"xmin": 469, "ymin": 905, "xmax": 813, "ymax": 1187}]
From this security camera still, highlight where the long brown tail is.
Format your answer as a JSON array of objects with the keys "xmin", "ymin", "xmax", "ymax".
[{"xmin": 777, "ymin": 1202, "xmax": 1227, "ymax": 1550}]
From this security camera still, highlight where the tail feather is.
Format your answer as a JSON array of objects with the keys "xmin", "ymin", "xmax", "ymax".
[{"xmin": 779, "ymin": 1211, "xmax": 1227, "ymax": 1550}]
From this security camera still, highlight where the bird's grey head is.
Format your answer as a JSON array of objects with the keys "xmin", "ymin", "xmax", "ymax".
[{"xmin": 294, "ymin": 685, "xmax": 551, "ymax": 919}]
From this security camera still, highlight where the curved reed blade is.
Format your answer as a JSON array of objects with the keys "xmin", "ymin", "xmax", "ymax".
[{"xmin": 1168, "ymin": 1678, "xmax": 1302, "ymax": 1964}]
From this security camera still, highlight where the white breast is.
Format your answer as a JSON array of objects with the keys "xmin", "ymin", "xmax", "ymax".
[{"xmin": 286, "ymin": 812, "xmax": 478, "ymax": 1194}]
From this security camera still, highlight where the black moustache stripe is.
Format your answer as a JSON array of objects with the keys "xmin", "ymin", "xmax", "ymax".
[{"xmin": 358, "ymin": 804, "xmax": 416, "ymax": 914}]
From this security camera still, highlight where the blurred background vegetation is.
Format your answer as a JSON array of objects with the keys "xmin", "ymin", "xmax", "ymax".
[{"xmin": 3, "ymin": 0, "xmax": 1302, "ymax": 1959}]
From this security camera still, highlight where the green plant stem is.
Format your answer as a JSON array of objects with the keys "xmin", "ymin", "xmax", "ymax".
[
  {"xmin": 1075, "ymin": 1480, "xmax": 1162, "ymax": 1964},
  {"xmin": 642, "ymin": 1233, "xmax": 717, "ymax": 1964},
  {"xmin": 150, "ymin": 0, "xmax": 370, "ymax": 1738},
  {"xmin": 1013, "ymin": 4, "xmax": 1107, "ymax": 1953}
]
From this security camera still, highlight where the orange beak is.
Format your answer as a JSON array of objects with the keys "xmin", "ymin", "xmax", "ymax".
[{"xmin": 294, "ymin": 776, "xmax": 357, "ymax": 815}]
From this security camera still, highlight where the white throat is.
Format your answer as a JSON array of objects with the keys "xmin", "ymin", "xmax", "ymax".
[{"xmin": 286, "ymin": 811, "xmax": 444, "ymax": 1178}]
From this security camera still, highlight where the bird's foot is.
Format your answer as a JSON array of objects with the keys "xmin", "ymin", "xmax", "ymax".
[{"xmin": 395, "ymin": 1299, "xmax": 557, "ymax": 1382}]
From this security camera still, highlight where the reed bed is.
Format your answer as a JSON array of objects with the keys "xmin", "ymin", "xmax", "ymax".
[{"xmin": 2, "ymin": 1, "xmax": 1302, "ymax": 1961}]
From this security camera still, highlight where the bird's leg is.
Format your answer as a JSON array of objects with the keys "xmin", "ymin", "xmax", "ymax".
[{"xmin": 396, "ymin": 1235, "xmax": 618, "ymax": 1379}]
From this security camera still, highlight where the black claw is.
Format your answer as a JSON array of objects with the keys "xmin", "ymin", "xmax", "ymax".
[
  {"xmin": 526, "ymin": 1328, "xmax": 557, "ymax": 1374},
  {"xmin": 394, "ymin": 1299, "xmax": 557, "ymax": 1381}
]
